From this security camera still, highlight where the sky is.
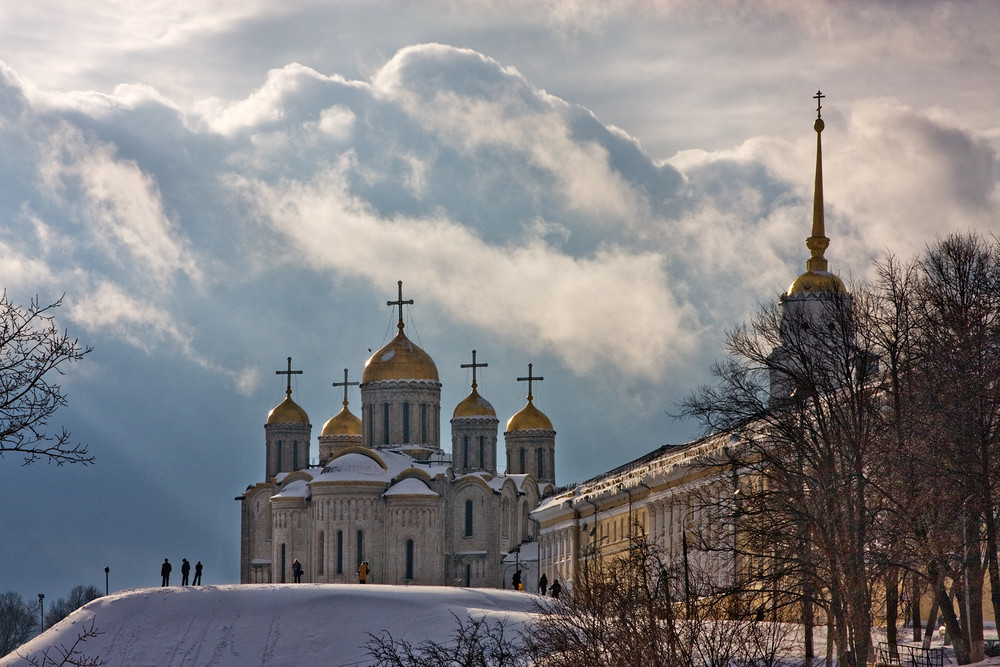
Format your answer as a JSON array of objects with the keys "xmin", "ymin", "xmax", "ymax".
[{"xmin": 1, "ymin": 0, "xmax": 999, "ymax": 601}]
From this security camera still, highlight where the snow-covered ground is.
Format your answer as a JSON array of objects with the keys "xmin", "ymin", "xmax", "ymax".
[{"xmin": 2, "ymin": 584, "xmax": 542, "ymax": 667}]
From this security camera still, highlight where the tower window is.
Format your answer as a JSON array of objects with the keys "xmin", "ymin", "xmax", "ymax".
[
  {"xmin": 479, "ymin": 436, "xmax": 485, "ymax": 468},
  {"xmin": 421, "ymin": 404, "xmax": 428, "ymax": 442},
  {"xmin": 357, "ymin": 529, "xmax": 364, "ymax": 568},
  {"xmin": 465, "ymin": 499, "xmax": 474, "ymax": 537},
  {"xmin": 463, "ymin": 436, "xmax": 469, "ymax": 469},
  {"xmin": 402, "ymin": 402, "xmax": 410, "ymax": 443},
  {"xmin": 537, "ymin": 448, "xmax": 544, "ymax": 478},
  {"xmin": 406, "ymin": 539, "xmax": 415, "ymax": 580},
  {"xmin": 276, "ymin": 440, "xmax": 283, "ymax": 471},
  {"xmin": 519, "ymin": 448, "xmax": 525, "ymax": 473},
  {"xmin": 383, "ymin": 404, "xmax": 390, "ymax": 445},
  {"xmin": 317, "ymin": 531, "xmax": 325, "ymax": 575},
  {"xmin": 367, "ymin": 405, "xmax": 374, "ymax": 444},
  {"xmin": 293, "ymin": 441, "xmax": 299, "ymax": 470}
]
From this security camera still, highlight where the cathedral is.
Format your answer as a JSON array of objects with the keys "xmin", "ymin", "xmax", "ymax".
[{"xmin": 237, "ymin": 285, "xmax": 555, "ymax": 587}]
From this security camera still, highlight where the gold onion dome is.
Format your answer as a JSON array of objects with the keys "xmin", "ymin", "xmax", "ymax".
[
  {"xmin": 322, "ymin": 403, "xmax": 362, "ymax": 436},
  {"xmin": 267, "ymin": 390, "xmax": 309, "ymax": 424},
  {"xmin": 453, "ymin": 387, "xmax": 497, "ymax": 418},
  {"xmin": 363, "ymin": 330, "xmax": 439, "ymax": 383},
  {"xmin": 506, "ymin": 398, "xmax": 553, "ymax": 432}
]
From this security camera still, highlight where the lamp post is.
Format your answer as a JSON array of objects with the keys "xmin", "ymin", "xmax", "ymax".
[
  {"xmin": 105, "ymin": 566, "xmax": 110, "ymax": 596},
  {"xmin": 38, "ymin": 594, "xmax": 44, "ymax": 633}
]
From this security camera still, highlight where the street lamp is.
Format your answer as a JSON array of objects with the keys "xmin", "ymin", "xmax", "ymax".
[
  {"xmin": 105, "ymin": 566, "xmax": 110, "ymax": 596},
  {"xmin": 38, "ymin": 594, "xmax": 44, "ymax": 633}
]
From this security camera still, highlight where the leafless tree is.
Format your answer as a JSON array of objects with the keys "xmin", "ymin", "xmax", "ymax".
[
  {"xmin": 0, "ymin": 591, "xmax": 39, "ymax": 656},
  {"xmin": 366, "ymin": 612, "xmax": 531, "ymax": 667},
  {"xmin": 0, "ymin": 292, "xmax": 92, "ymax": 466},
  {"xmin": 18, "ymin": 618, "xmax": 104, "ymax": 667},
  {"xmin": 44, "ymin": 585, "xmax": 102, "ymax": 628}
]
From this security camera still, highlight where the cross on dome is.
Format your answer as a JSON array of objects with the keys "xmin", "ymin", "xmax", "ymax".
[
  {"xmin": 461, "ymin": 350, "xmax": 488, "ymax": 389},
  {"xmin": 387, "ymin": 280, "xmax": 414, "ymax": 332},
  {"xmin": 332, "ymin": 368, "xmax": 359, "ymax": 408},
  {"xmin": 275, "ymin": 357, "xmax": 303, "ymax": 396},
  {"xmin": 814, "ymin": 90, "xmax": 825, "ymax": 118},
  {"xmin": 517, "ymin": 363, "xmax": 544, "ymax": 401}
]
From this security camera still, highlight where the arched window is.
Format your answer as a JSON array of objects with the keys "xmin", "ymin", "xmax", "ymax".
[
  {"xmin": 479, "ymin": 436, "xmax": 485, "ymax": 468},
  {"xmin": 537, "ymin": 448, "xmax": 544, "ymax": 478},
  {"xmin": 382, "ymin": 404, "xmax": 390, "ymax": 445},
  {"xmin": 465, "ymin": 499, "xmax": 474, "ymax": 537},
  {"xmin": 465, "ymin": 563, "xmax": 472, "ymax": 587},
  {"xmin": 421, "ymin": 404, "xmax": 428, "ymax": 442},
  {"xmin": 357, "ymin": 530, "xmax": 364, "ymax": 568},
  {"xmin": 463, "ymin": 436, "xmax": 469, "ymax": 469},
  {"xmin": 317, "ymin": 531, "xmax": 325, "ymax": 575},
  {"xmin": 405, "ymin": 539, "xmax": 415, "ymax": 580},
  {"xmin": 519, "ymin": 448, "xmax": 525, "ymax": 473},
  {"xmin": 402, "ymin": 402, "xmax": 410, "ymax": 443},
  {"xmin": 276, "ymin": 440, "xmax": 283, "ymax": 471},
  {"xmin": 293, "ymin": 441, "xmax": 299, "ymax": 470},
  {"xmin": 336, "ymin": 530, "xmax": 343, "ymax": 574}
]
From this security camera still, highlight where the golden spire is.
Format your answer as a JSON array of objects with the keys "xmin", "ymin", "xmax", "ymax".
[{"xmin": 805, "ymin": 90, "xmax": 829, "ymax": 273}]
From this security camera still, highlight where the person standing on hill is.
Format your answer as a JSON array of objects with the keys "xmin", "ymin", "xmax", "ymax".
[
  {"xmin": 292, "ymin": 559, "xmax": 303, "ymax": 583},
  {"xmin": 161, "ymin": 558, "xmax": 172, "ymax": 586},
  {"xmin": 193, "ymin": 561, "xmax": 203, "ymax": 585},
  {"xmin": 358, "ymin": 561, "xmax": 369, "ymax": 584},
  {"xmin": 549, "ymin": 579, "xmax": 561, "ymax": 599},
  {"xmin": 538, "ymin": 573, "xmax": 548, "ymax": 596},
  {"xmin": 181, "ymin": 558, "xmax": 191, "ymax": 586}
]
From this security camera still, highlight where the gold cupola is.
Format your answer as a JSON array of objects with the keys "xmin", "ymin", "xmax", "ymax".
[
  {"xmin": 267, "ymin": 390, "xmax": 310, "ymax": 424},
  {"xmin": 362, "ymin": 281, "xmax": 439, "ymax": 383},
  {"xmin": 323, "ymin": 368, "xmax": 362, "ymax": 435},
  {"xmin": 505, "ymin": 363, "xmax": 553, "ymax": 432},
  {"xmin": 787, "ymin": 91, "xmax": 846, "ymax": 297},
  {"xmin": 453, "ymin": 350, "xmax": 496, "ymax": 418}
]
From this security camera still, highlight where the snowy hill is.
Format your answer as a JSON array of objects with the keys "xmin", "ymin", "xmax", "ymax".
[{"xmin": 3, "ymin": 585, "xmax": 542, "ymax": 667}]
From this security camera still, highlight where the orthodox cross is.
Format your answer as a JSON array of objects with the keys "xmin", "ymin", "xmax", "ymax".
[
  {"xmin": 814, "ymin": 90, "xmax": 825, "ymax": 118},
  {"xmin": 387, "ymin": 280, "xmax": 414, "ymax": 331},
  {"xmin": 276, "ymin": 357, "xmax": 303, "ymax": 395},
  {"xmin": 461, "ymin": 350, "xmax": 488, "ymax": 389},
  {"xmin": 517, "ymin": 363, "xmax": 544, "ymax": 401},
  {"xmin": 332, "ymin": 368, "xmax": 359, "ymax": 407}
]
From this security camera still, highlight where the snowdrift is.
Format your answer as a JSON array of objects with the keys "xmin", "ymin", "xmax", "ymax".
[{"xmin": 3, "ymin": 584, "xmax": 542, "ymax": 667}]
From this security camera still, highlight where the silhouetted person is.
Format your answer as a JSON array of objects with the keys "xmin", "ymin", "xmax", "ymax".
[
  {"xmin": 358, "ymin": 560, "xmax": 369, "ymax": 584},
  {"xmin": 161, "ymin": 558, "xmax": 172, "ymax": 586},
  {"xmin": 550, "ymin": 579, "xmax": 561, "ymax": 599},
  {"xmin": 292, "ymin": 558, "xmax": 303, "ymax": 583},
  {"xmin": 193, "ymin": 561, "xmax": 203, "ymax": 585},
  {"xmin": 511, "ymin": 569, "xmax": 522, "ymax": 591},
  {"xmin": 538, "ymin": 573, "xmax": 548, "ymax": 595},
  {"xmin": 181, "ymin": 558, "xmax": 191, "ymax": 586}
]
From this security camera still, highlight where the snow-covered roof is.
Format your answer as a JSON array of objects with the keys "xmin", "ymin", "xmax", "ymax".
[{"xmin": 383, "ymin": 477, "xmax": 439, "ymax": 497}]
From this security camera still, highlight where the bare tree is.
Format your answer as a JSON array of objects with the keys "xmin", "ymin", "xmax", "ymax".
[
  {"xmin": 0, "ymin": 292, "xmax": 92, "ymax": 466},
  {"xmin": 44, "ymin": 585, "xmax": 102, "ymax": 628},
  {"xmin": 366, "ymin": 612, "xmax": 531, "ymax": 667},
  {"xmin": 19, "ymin": 618, "xmax": 104, "ymax": 667},
  {"xmin": 0, "ymin": 591, "xmax": 39, "ymax": 656}
]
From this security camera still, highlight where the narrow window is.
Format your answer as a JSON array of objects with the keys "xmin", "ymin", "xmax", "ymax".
[
  {"xmin": 276, "ymin": 440, "xmax": 283, "ymax": 471},
  {"xmin": 357, "ymin": 529, "xmax": 364, "ymax": 568},
  {"xmin": 537, "ymin": 448, "xmax": 544, "ymax": 478},
  {"xmin": 463, "ymin": 436, "xmax": 469, "ymax": 469},
  {"xmin": 465, "ymin": 563, "xmax": 472, "ymax": 587},
  {"xmin": 405, "ymin": 539, "xmax": 415, "ymax": 580},
  {"xmin": 383, "ymin": 403, "xmax": 390, "ymax": 445},
  {"xmin": 465, "ymin": 499, "xmax": 474, "ymax": 537},
  {"xmin": 402, "ymin": 402, "xmax": 410, "ymax": 443},
  {"xmin": 337, "ymin": 530, "xmax": 343, "ymax": 574},
  {"xmin": 421, "ymin": 404, "xmax": 428, "ymax": 442},
  {"xmin": 292, "ymin": 441, "xmax": 299, "ymax": 470},
  {"xmin": 317, "ymin": 531, "xmax": 325, "ymax": 575},
  {"xmin": 280, "ymin": 543, "xmax": 287, "ymax": 583},
  {"xmin": 367, "ymin": 405, "xmax": 374, "ymax": 445},
  {"xmin": 519, "ymin": 448, "xmax": 525, "ymax": 473},
  {"xmin": 479, "ymin": 437, "xmax": 485, "ymax": 468}
]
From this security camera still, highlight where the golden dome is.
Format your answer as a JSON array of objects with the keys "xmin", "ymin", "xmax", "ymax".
[
  {"xmin": 363, "ymin": 330, "xmax": 439, "ymax": 383},
  {"xmin": 787, "ymin": 270, "xmax": 846, "ymax": 296},
  {"xmin": 267, "ymin": 390, "xmax": 309, "ymax": 425},
  {"xmin": 322, "ymin": 403, "xmax": 362, "ymax": 436},
  {"xmin": 505, "ymin": 398, "xmax": 553, "ymax": 432},
  {"xmin": 453, "ymin": 387, "xmax": 497, "ymax": 418}
]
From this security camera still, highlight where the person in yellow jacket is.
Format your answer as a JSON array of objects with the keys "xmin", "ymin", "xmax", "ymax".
[{"xmin": 358, "ymin": 560, "xmax": 369, "ymax": 584}]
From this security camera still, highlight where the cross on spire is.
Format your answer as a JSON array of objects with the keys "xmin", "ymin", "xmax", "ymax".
[
  {"xmin": 387, "ymin": 280, "xmax": 414, "ymax": 332},
  {"xmin": 461, "ymin": 350, "xmax": 488, "ymax": 389},
  {"xmin": 332, "ymin": 368, "xmax": 359, "ymax": 407},
  {"xmin": 275, "ymin": 357, "xmax": 303, "ymax": 396},
  {"xmin": 814, "ymin": 90, "xmax": 825, "ymax": 119},
  {"xmin": 517, "ymin": 363, "xmax": 544, "ymax": 401}
]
